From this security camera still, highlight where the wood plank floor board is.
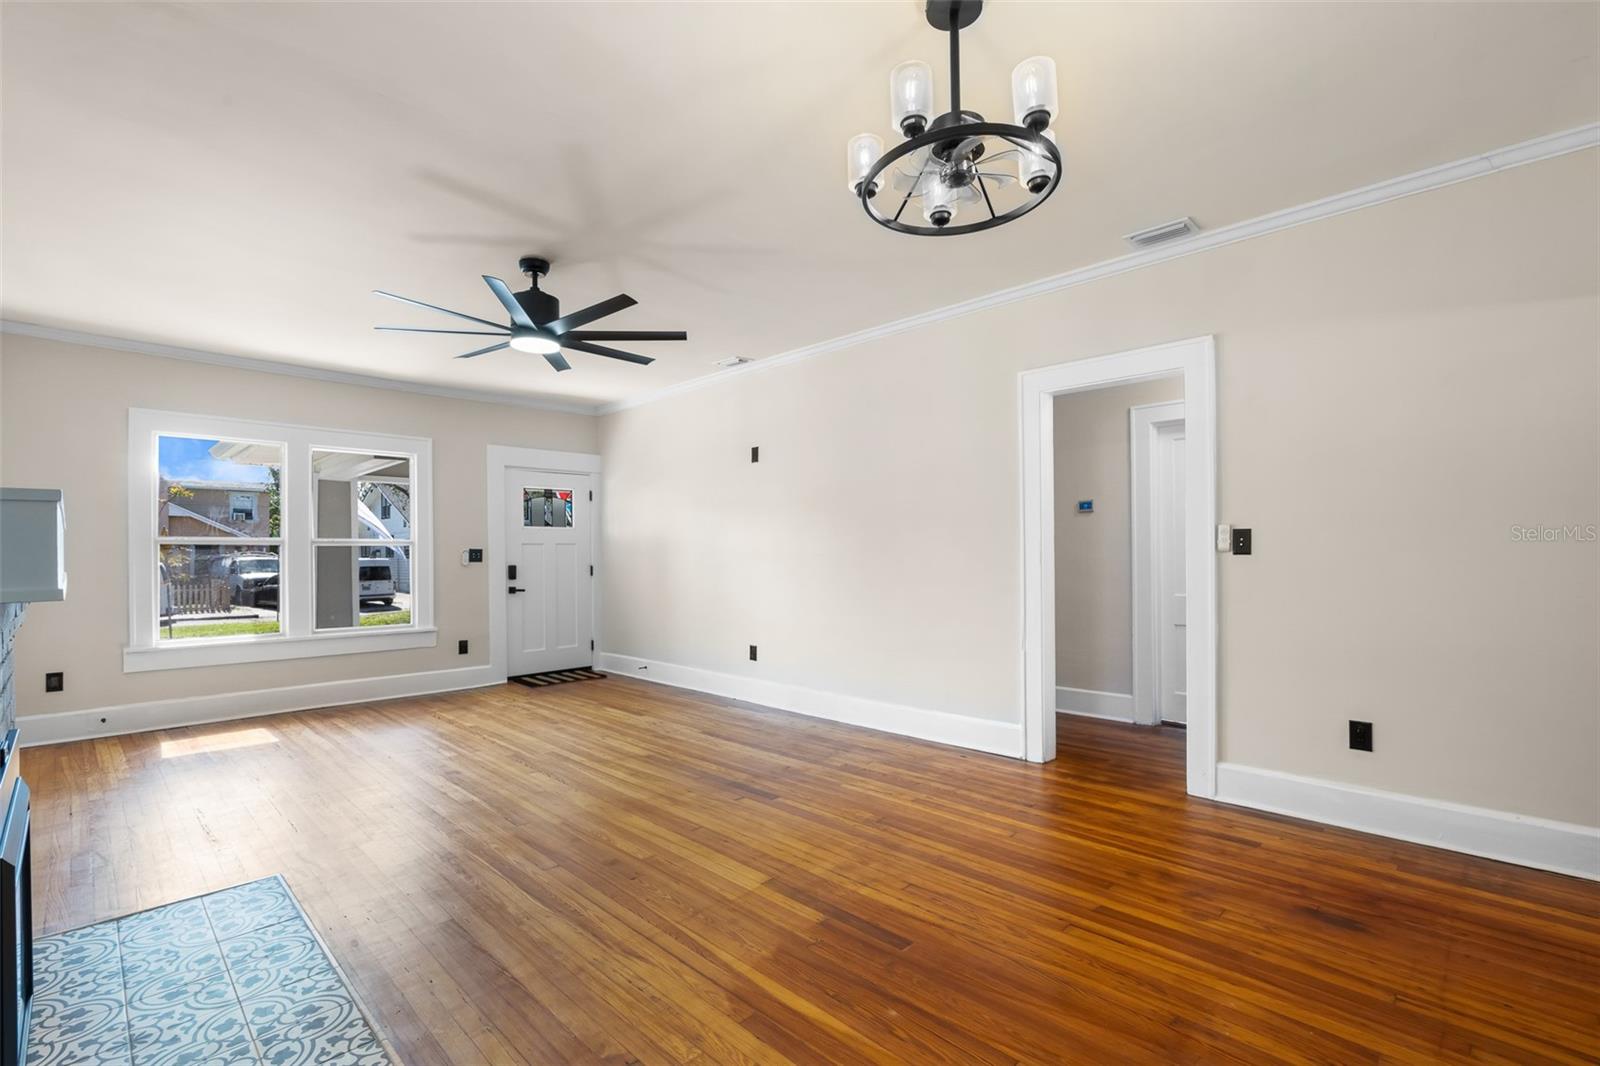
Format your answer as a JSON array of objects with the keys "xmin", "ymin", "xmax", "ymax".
[{"xmin": 24, "ymin": 677, "xmax": 1600, "ymax": 1064}]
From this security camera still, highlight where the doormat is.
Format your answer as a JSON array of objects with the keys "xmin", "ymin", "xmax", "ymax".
[
  {"xmin": 510, "ymin": 667, "xmax": 606, "ymax": 689},
  {"xmin": 30, "ymin": 875, "xmax": 395, "ymax": 1066}
]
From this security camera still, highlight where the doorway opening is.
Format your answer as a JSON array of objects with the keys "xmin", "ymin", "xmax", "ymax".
[{"xmin": 1018, "ymin": 337, "xmax": 1217, "ymax": 797}]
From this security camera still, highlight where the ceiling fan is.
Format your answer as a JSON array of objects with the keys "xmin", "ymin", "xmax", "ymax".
[{"xmin": 373, "ymin": 256, "xmax": 686, "ymax": 372}]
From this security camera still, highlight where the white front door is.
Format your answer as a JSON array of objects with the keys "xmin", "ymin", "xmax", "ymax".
[
  {"xmin": 1154, "ymin": 423, "xmax": 1187, "ymax": 723},
  {"xmin": 505, "ymin": 468, "xmax": 592, "ymax": 676}
]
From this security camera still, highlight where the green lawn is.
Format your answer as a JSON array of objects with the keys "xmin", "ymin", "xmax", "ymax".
[
  {"xmin": 162, "ymin": 609, "xmax": 410, "ymax": 640},
  {"xmin": 360, "ymin": 609, "xmax": 412, "ymax": 627},
  {"xmin": 163, "ymin": 619, "xmax": 281, "ymax": 640}
]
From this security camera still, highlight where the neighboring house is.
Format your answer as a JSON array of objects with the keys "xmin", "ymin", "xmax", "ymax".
[
  {"xmin": 159, "ymin": 479, "xmax": 273, "ymax": 539},
  {"xmin": 359, "ymin": 483, "xmax": 411, "ymax": 592}
]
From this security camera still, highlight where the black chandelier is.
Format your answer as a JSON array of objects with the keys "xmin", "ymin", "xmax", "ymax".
[{"xmin": 846, "ymin": 0, "xmax": 1062, "ymax": 236}]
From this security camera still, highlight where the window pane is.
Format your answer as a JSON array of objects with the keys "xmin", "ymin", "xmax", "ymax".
[
  {"xmin": 315, "ymin": 544, "xmax": 411, "ymax": 630},
  {"xmin": 157, "ymin": 544, "xmax": 280, "ymax": 641},
  {"xmin": 159, "ymin": 436, "xmax": 282, "ymax": 537},
  {"xmin": 312, "ymin": 450, "xmax": 411, "ymax": 541},
  {"xmin": 522, "ymin": 487, "xmax": 573, "ymax": 528}
]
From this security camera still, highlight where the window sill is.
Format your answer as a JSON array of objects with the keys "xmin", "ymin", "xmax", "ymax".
[{"xmin": 123, "ymin": 626, "xmax": 438, "ymax": 673}]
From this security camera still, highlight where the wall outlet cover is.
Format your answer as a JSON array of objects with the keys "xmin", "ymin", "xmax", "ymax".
[
  {"xmin": 44, "ymin": 671, "xmax": 63, "ymax": 692},
  {"xmin": 467, "ymin": 548, "xmax": 483, "ymax": 563},
  {"xmin": 1349, "ymin": 720, "xmax": 1373, "ymax": 752},
  {"xmin": 458, "ymin": 639, "xmax": 469, "ymax": 655}
]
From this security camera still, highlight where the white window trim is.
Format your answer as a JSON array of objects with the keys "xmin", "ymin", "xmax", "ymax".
[{"xmin": 125, "ymin": 408, "xmax": 436, "ymax": 672}]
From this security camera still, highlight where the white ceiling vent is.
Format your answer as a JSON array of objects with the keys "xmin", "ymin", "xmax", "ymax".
[
  {"xmin": 713, "ymin": 356, "xmax": 750, "ymax": 368},
  {"xmin": 1124, "ymin": 217, "xmax": 1199, "ymax": 249}
]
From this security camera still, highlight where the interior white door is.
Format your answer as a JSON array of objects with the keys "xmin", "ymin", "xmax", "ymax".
[
  {"xmin": 1155, "ymin": 424, "xmax": 1187, "ymax": 723},
  {"xmin": 505, "ymin": 468, "xmax": 592, "ymax": 676}
]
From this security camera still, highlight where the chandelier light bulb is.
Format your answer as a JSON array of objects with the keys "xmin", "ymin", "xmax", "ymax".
[
  {"xmin": 922, "ymin": 178, "xmax": 959, "ymax": 228},
  {"xmin": 845, "ymin": 133, "xmax": 884, "ymax": 198},
  {"xmin": 1010, "ymin": 56, "xmax": 1058, "ymax": 131},
  {"xmin": 1017, "ymin": 129, "xmax": 1058, "ymax": 195},
  {"xmin": 889, "ymin": 60, "xmax": 934, "ymax": 137}
]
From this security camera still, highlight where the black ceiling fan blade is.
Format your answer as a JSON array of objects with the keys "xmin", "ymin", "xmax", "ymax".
[
  {"xmin": 455, "ymin": 342, "xmax": 511, "ymax": 360},
  {"xmin": 564, "ymin": 330, "xmax": 687, "ymax": 342},
  {"xmin": 482, "ymin": 275, "xmax": 534, "ymax": 329},
  {"xmin": 545, "ymin": 294, "xmax": 637, "ymax": 336},
  {"xmin": 373, "ymin": 290, "xmax": 507, "ymax": 331},
  {"xmin": 543, "ymin": 351, "xmax": 572, "ymax": 373},
  {"xmin": 562, "ymin": 339, "xmax": 654, "ymax": 366},
  {"xmin": 377, "ymin": 326, "xmax": 509, "ymax": 336}
]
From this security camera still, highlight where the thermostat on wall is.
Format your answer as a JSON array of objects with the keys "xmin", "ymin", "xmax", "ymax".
[{"xmin": 1077, "ymin": 500, "xmax": 1093, "ymax": 514}]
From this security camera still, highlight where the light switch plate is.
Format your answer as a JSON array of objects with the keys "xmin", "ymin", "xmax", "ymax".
[{"xmin": 1216, "ymin": 524, "xmax": 1232, "ymax": 552}]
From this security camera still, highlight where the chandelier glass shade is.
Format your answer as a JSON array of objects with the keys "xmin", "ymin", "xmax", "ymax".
[{"xmin": 846, "ymin": 1, "xmax": 1063, "ymax": 237}]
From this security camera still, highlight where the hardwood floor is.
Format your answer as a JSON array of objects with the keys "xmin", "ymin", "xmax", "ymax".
[{"xmin": 26, "ymin": 678, "xmax": 1600, "ymax": 1064}]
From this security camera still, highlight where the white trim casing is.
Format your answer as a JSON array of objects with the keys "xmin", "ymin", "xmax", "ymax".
[
  {"xmin": 125, "ymin": 408, "xmax": 435, "ymax": 671},
  {"xmin": 1215, "ymin": 763, "xmax": 1600, "ymax": 882},
  {"xmin": 597, "ymin": 653, "xmax": 1025, "ymax": 758},
  {"xmin": 1055, "ymin": 686, "xmax": 1135, "ymax": 723},
  {"xmin": 1129, "ymin": 400, "xmax": 1187, "ymax": 727},
  {"xmin": 19, "ymin": 665, "xmax": 501, "ymax": 747},
  {"xmin": 1020, "ymin": 337, "xmax": 1217, "ymax": 794},
  {"xmin": 485, "ymin": 445, "xmax": 602, "ymax": 682}
]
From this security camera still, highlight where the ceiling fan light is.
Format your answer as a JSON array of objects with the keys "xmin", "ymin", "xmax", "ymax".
[
  {"xmin": 889, "ymin": 60, "xmax": 934, "ymax": 136},
  {"xmin": 846, "ymin": 133, "xmax": 884, "ymax": 198},
  {"xmin": 509, "ymin": 332, "xmax": 561, "ymax": 355},
  {"xmin": 1010, "ymin": 56, "xmax": 1058, "ymax": 131},
  {"xmin": 1018, "ymin": 129, "xmax": 1058, "ymax": 195}
]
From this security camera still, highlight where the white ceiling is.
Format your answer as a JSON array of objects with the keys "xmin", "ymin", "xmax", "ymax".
[{"xmin": 3, "ymin": 2, "xmax": 1595, "ymax": 407}]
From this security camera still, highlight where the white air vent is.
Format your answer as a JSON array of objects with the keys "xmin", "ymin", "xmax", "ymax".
[
  {"xmin": 1124, "ymin": 217, "xmax": 1199, "ymax": 248},
  {"xmin": 713, "ymin": 356, "xmax": 750, "ymax": 368}
]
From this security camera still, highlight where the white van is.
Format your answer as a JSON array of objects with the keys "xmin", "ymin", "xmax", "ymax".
[{"xmin": 358, "ymin": 559, "xmax": 395, "ymax": 606}]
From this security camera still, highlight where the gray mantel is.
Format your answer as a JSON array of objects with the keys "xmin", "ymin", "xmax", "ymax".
[{"xmin": 0, "ymin": 604, "xmax": 20, "ymax": 735}]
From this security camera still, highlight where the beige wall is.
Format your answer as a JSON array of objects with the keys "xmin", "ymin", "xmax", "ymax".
[
  {"xmin": 0, "ymin": 334, "xmax": 595, "ymax": 716},
  {"xmin": 1053, "ymin": 376, "xmax": 1183, "ymax": 696},
  {"xmin": 599, "ymin": 150, "xmax": 1600, "ymax": 826}
]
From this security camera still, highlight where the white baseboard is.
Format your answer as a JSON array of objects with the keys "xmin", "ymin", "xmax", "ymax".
[
  {"xmin": 596, "ymin": 652, "xmax": 1024, "ymax": 758},
  {"xmin": 1215, "ymin": 762, "xmax": 1599, "ymax": 881},
  {"xmin": 17, "ymin": 665, "xmax": 503, "ymax": 747},
  {"xmin": 1055, "ymin": 686, "xmax": 1135, "ymax": 722}
]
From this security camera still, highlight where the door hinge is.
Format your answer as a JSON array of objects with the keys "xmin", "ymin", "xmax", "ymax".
[
  {"xmin": 590, "ymin": 639, "xmax": 595, "ymax": 651},
  {"xmin": 588, "ymin": 490, "xmax": 593, "ymax": 501},
  {"xmin": 589, "ymin": 565, "xmax": 594, "ymax": 576}
]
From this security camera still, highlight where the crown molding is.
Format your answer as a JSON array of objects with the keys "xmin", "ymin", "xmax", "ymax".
[
  {"xmin": 4, "ymin": 124, "xmax": 1594, "ymax": 419},
  {"xmin": 0, "ymin": 320, "xmax": 601, "ymax": 416},
  {"xmin": 599, "ymin": 122, "xmax": 1600, "ymax": 416}
]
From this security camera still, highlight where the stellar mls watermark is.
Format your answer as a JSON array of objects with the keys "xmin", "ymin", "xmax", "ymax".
[{"xmin": 1510, "ymin": 524, "xmax": 1597, "ymax": 543}]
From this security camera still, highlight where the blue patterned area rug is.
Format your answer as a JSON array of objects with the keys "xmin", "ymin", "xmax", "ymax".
[{"xmin": 30, "ymin": 876, "xmax": 395, "ymax": 1066}]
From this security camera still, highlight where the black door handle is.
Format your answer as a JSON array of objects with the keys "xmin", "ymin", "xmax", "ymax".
[{"xmin": 507, "ymin": 586, "xmax": 525, "ymax": 594}]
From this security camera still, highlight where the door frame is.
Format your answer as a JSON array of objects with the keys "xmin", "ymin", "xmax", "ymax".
[
  {"xmin": 486, "ymin": 445, "xmax": 601, "ymax": 680},
  {"xmin": 1018, "ymin": 336, "xmax": 1217, "ymax": 797},
  {"xmin": 1129, "ymin": 400, "xmax": 1186, "ymax": 728}
]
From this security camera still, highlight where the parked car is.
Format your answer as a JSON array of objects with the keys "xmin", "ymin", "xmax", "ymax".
[
  {"xmin": 358, "ymin": 559, "xmax": 395, "ymax": 606},
  {"xmin": 254, "ymin": 575, "xmax": 278, "ymax": 611},
  {"xmin": 213, "ymin": 552, "xmax": 279, "ymax": 606}
]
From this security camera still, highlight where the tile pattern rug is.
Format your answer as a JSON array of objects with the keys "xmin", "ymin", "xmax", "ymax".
[{"xmin": 30, "ymin": 876, "xmax": 394, "ymax": 1066}]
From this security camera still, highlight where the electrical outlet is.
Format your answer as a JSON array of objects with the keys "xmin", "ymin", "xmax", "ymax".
[
  {"xmin": 749, "ymin": 645, "xmax": 758, "ymax": 662},
  {"xmin": 45, "ymin": 672, "xmax": 63, "ymax": 693},
  {"xmin": 1349, "ymin": 720, "xmax": 1373, "ymax": 752},
  {"xmin": 458, "ymin": 639, "xmax": 469, "ymax": 655},
  {"xmin": 1231, "ymin": 527, "xmax": 1253, "ymax": 555},
  {"xmin": 751, "ymin": 446, "xmax": 760, "ymax": 463},
  {"xmin": 467, "ymin": 548, "xmax": 483, "ymax": 563}
]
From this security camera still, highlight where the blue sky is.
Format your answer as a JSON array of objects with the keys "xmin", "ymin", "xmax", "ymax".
[{"xmin": 159, "ymin": 436, "xmax": 274, "ymax": 484}]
